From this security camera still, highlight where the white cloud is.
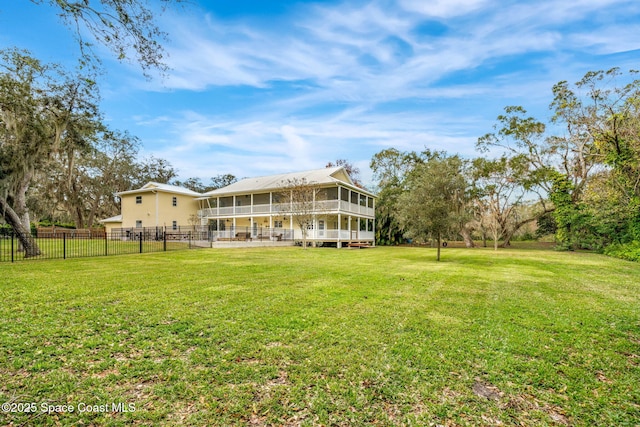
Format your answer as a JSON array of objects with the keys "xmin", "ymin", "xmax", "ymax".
[
  {"xmin": 280, "ymin": 125, "xmax": 314, "ymax": 169},
  {"xmin": 399, "ymin": 0, "xmax": 489, "ymax": 18},
  {"xmin": 152, "ymin": 0, "xmax": 636, "ymax": 103},
  {"xmin": 135, "ymin": 103, "xmax": 491, "ymax": 189},
  {"xmin": 124, "ymin": 0, "xmax": 640, "ymax": 186}
]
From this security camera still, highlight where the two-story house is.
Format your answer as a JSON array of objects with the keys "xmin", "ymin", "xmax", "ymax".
[
  {"xmin": 102, "ymin": 167, "xmax": 376, "ymax": 247},
  {"xmin": 100, "ymin": 182, "xmax": 202, "ymax": 234},
  {"xmin": 196, "ymin": 166, "xmax": 376, "ymax": 247}
]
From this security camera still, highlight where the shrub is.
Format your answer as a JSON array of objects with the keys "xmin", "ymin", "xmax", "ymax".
[{"xmin": 603, "ymin": 241, "xmax": 640, "ymax": 262}]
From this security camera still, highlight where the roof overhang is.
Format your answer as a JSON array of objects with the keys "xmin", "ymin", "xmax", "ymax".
[
  {"xmin": 196, "ymin": 167, "xmax": 376, "ymax": 200},
  {"xmin": 99, "ymin": 215, "xmax": 123, "ymax": 223}
]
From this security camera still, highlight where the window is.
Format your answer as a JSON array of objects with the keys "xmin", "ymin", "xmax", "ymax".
[
  {"xmin": 136, "ymin": 196, "xmax": 142, "ymax": 204},
  {"xmin": 341, "ymin": 187, "xmax": 349, "ymax": 201},
  {"xmin": 274, "ymin": 220, "xmax": 283, "ymax": 228},
  {"xmin": 172, "ymin": 221, "xmax": 177, "ymax": 230},
  {"xmin": 172, "ymin": 196, "xmax": 177, "ymax": 207},
  {"xmin": 135, "ymin": 220, "xmax": 142, "ymax": 228}
]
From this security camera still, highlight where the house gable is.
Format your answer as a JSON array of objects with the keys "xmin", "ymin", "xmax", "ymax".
[{"xmin": 328, "ymin": 168, "xmax": 354, "ymax": 186}]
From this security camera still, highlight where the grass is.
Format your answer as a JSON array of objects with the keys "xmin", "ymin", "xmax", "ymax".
[{"xmin": 0, "ymin": 245, "xmax": 639, "ymax": 426}]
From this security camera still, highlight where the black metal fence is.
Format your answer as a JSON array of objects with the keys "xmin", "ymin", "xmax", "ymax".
[
  {"xmin": 0, "ymin": 227, "xmax": 200, "ymax": 263},
  {"xmin": 112, "ymin": 225, "xmax": 294, "ymax": 242}
]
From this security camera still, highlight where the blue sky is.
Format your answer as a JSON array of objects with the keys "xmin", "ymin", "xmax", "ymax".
[{"xmin": 2, "ymin": 0, "xmax": 640, "ymax": 187}]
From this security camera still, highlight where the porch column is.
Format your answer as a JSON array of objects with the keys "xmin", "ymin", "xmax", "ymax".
[
  {"xmin": 372, "ymin": 217, "xmax": 376, "ymax": 247},
  {"xmin": 373, "ymin": 198, "xmax": 376, "ymax": 246},
  {"xmin": 312, "ymin": 215, "xmax": 317, "ymax": 247},
  {"xmin": 289, "ymin": 216, "xmax": 294, "ymax": 240},
  {"xmin": 348, "ymin": 215, "xmax": 352, "ymax": 244},
  {"xmin": 250, "ymin": 216, "xmax": 254, "ymax": 238},
  {"xmin": 268, "ymin": 192, "xmax": 273, "ymax": 237},
  {"xmin": 357, "ymin": 217, "xmax": 360, "ymax": 240},
  {"xmin": 233, "ymin": 195, "xmax": 236, "ymax": 215},
  {"xmin": 337, "ymin": 213, "xmax": 342, "ymax": 248},
  {"xmin": 217, "ymin": 197, "xmax": 220, "ymax": 216}
]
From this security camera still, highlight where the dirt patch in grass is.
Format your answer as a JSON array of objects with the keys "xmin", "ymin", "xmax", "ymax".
[
  {"xmin": 503, "ymin": 393, "xmax": 570, "ymax": 425},
  {"xmin": 472, "ymin": 379, "xmax": 503, "ymax": 400}
]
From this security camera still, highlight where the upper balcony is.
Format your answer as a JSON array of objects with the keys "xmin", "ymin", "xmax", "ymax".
[{"xmin": 198, "ymin": 199, "xmax": 374, "ymax": 219}]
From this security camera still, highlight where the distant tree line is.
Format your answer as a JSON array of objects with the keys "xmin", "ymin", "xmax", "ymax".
[{"xmin": 371, "ymin": 68, "xmax": 640, "ymax": 261}]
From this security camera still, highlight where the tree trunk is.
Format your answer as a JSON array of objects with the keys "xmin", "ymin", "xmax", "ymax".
[
  {"xmin": 436, "ymin": 234, "xmax": 441, "ymax": 261},
  {"xmin": 460, "ymin": 226, "xmax": 475, "ymax": 248},
  {"xmin": 71, "ymin": 180, "xmax": 86, "ymax": 228},
  {"xmin": 13, "ymin": 172, "xmax": 32, "ymax": 231},
  {"xmin": 75, "ymin": 204, "xmax": 85, "ymax": 229},
  {"xmin": 499, "ymin": 216, "xmax": 540, "ymax": 248},
  {"xmin": 500, "ymin": 237, "xmax": 512, "ymax": 248},
  {"xmin": 87, "ymin": 193, "xmax": 101, "ymax": 229},
  {"xmin": 12, "ymin": 173, "xmax": 34, "ymax": 253},
  {"xmin": 0, "ymin": 196, "xmax": 41, "ymax": 257}
]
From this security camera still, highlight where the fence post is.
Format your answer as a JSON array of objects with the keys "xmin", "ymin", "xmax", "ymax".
[
  {"xmin": 63, "ymin": 233, "xmax": 66, "ymax": 260},
  {"xmin": 11, "ymin": 231, "xmax": 14, "ymax": 263},
  {"xmin": 189, "ymin": 231, "xmax": 192, "ymax": 249},
  {"xmin": 163, "ymin": 228, "xmax": 167, "ymax": 251},
  {"xmin": 139, "ymin": 232, "xmax": 143, "ymax": 254},
  {"xmin": 104, "ymin": 230, "xmax": 108, "ymax": 256}
]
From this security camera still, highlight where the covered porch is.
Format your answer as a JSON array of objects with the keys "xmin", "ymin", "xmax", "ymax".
[{"xmin": 203, "ymin": 214, "xmax": 375, "ymax": 246}]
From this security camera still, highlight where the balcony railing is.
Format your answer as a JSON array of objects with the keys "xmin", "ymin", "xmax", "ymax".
[{"xmin": 198, "ymin": 201, "xmax": 374, "ymax": 218}]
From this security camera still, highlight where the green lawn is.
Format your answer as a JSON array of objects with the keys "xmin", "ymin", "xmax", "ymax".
[{"xmin": 0, "ymin": 245, "xmax": 638, "ymax": 426}]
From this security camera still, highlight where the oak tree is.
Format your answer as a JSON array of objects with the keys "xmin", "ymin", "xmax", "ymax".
[{"xmin": 395, "ymin": 154, "xmax": 468, "ymax": 261}]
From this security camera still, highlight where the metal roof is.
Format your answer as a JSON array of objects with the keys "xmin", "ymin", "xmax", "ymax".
[
  {"xmin": 116, "ymin": 182, "xmax": 202, "ymax": 197},
  {"xmin": 198, "ymin": 166, "xmax": 375, "ymax": 199}
]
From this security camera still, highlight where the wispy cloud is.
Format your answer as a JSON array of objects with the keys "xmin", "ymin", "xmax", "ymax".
[
  {"xmin": 135, "ymin": 104, "xmax": 487, "ymax": 188},
  {"xmin": 126, "ymin": 0, "xmax": 640, "ymax": 184},
  {"xmin": 399, "ymin": 0, "xmax": 489, "ymax": 18},
  {"xmin": 155, "ymin": 0, "xmax": 637, "ymax": 97}
]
